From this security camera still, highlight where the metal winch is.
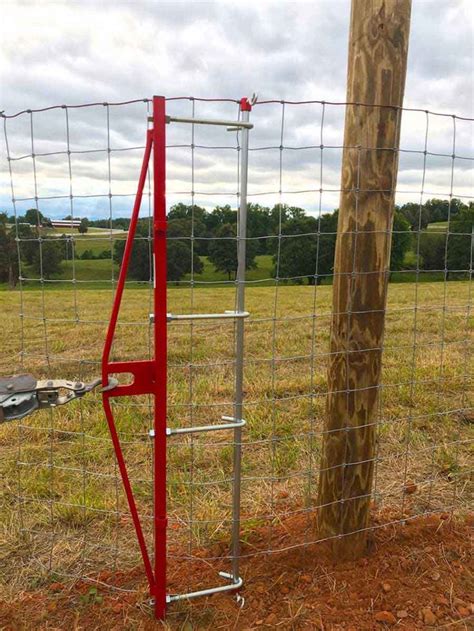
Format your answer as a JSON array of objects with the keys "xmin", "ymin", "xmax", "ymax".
[{"xmin": 0, "ymin": 374, "xmax": 112, "ymax": 422}]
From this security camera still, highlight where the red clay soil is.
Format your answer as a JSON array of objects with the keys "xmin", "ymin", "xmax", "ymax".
[{"xmin": 1, "ymin": 512, "xmax": 473, "ymax": 630}]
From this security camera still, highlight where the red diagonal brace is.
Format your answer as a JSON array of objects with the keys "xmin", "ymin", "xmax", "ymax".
[{"xmin": 101, "ymin": 127, "xmax": 157, "ymax": 592}]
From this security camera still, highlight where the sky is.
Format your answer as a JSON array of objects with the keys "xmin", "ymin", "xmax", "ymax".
[{"xmin": 0, "ymin": 0, "xmax": 473, "ymax": 220}]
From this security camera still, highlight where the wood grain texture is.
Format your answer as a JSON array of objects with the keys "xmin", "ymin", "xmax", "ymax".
[{"xmin": 316, "ymin": 0, "xmax": 411, "ymax": 560}]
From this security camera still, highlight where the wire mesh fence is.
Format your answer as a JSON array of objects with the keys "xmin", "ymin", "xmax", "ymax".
[{"xmin": 0, "ymin": 96, "xmax": 472, "ymax": 600}]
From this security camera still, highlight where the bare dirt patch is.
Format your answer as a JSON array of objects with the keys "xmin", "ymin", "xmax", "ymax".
[{"xmin": 1, "ymin": 511, "xmax": 472, "ymax": 630}]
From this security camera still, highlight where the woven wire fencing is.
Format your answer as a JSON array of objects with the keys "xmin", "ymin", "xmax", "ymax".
[{"xmin": 0, "ymin": 97, "xmax": 472, "ymax": 597}]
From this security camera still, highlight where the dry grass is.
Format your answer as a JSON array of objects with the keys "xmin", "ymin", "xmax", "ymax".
[{"xmin": 0, "ymin": 281, "xmax": 472, "ymax": 599}]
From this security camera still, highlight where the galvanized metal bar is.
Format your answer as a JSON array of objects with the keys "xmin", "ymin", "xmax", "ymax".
[
  {"xmin": 164, "ymin": 416, "xmax": 246, "ymax": 436},
  {"xmin": 167, "ymin": 572, "xmax": 243, "ymax": 603},
  {"xmin": 231, "ymin": 99, "xmax": 251, "ymax": 583},
  {"xmin": 169, "ymin": 311, "xmax": 249, "ymax": 321},
  {"xmin": 150, "ymin": 311, "xmax": 249, "ymax": 323},
  {"xmin": 147, "ymin": 115, "xmax": 253, "ymax": 129}
]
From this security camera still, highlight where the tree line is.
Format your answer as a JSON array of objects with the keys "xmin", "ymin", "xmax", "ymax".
[
  {"xmin": 113, "ymin": 199, "xmax": 473, "ymax": 284},
  {"xmin": 0, "ymin": 198, "xmax": 472, "ymax": 287}
]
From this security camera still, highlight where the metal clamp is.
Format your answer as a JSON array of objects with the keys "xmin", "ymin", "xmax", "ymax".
[{"xmin": 0, "ymin": 374, "xmax": 115, "ymax": 422}]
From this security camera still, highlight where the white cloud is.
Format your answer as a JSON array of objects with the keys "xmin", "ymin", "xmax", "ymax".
[{"xmin": 0, "ymin": 0, "xmax": 472, "ymax": 219}]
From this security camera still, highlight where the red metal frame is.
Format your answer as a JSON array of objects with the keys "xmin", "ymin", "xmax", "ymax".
[
  {"xmin": 152, "ymin": 95, "xmax": 167, "ymax": 620},
  {"xmin": 101, "ymin": 96, "xmax": 167, "ymax": 619}
]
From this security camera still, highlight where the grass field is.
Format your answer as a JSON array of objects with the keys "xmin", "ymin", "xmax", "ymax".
[
  {"xmin": 182, "ymin": 254, "xmax": 274, "ymax": 284},
  {"xmin": 15, "ymin": 254, "xmax": 277, "ymax": 288},
  {"xmin": 43, "ymin": 227, "xmax": 127, "ymax": 258},
  {"xmin": 7, "ymin": 252, "xmax": 455, "ymax": 291},
  {"xmin": 0, "ymin": 282, "xmax": 472, "ymax": 601}
]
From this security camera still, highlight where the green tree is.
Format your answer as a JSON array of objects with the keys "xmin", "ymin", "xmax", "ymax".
[
  {"xmin": 275, "ymin": 210, "xmax": 412, "ymax": 284},
  {"xmin": 168, "ymin": 203, "xmax": 208, "ymax": 224},
  {"xmin": 17, "ymin": 223, "xmax": 37, "ymax": 265},
  {"xmin": 167, "ymin": 215, "xmax": 208, "ymax": 256},
  {"xmin": 32, "ymin": 240, "xmax": 64, "ymax": 278},
  {"xmin": 204, "ymin": 205, "xmax": 237, "ymax": 236},
  {"xmin": 202, "ymin": 203, "xmax": 276, "ymax": 255},
  {"xmin": 57, "ymin": 234, "xmax": 74, "ymax": 261},
  {"xmin": 0, "ymin": 214, "xmax": 18, "ymax": 287},
  {"xmin": 168, "ymin": 240, "xmax": 203, "ymax": 283},
  {"xmin": 247, "ymin": 204, "xmax": 272, "ymax": 254},
  {"xmin": 78, "ymin": 218, "xmax": 89, "ymax": 234},
  {"xmin": 168, "ymin": 203, "xmax": 209, "ymax": 256},
  {"xmin": 167, "ymin": 216, "xmax": 204, "ymax": 280},
  {"xmin": 114, "ymin": 223, "xmax": 203, "ymax": 282},
  {"xmin": 398, "ymin": 198, "xmax": 467, "ymax": 230},
  {"xmin": 276, "ymin": 212, "xmax": 338, "ymax": 285},
  {"xmin": 398, "ymin": 202, "xmax": 430, "ymax": 231},
  {"xmin": 265, "ymin": 205, "xmax": 310, "ymax": 256},
  {"xmin": 23, "ymin": 208, "xmax": 50, "ymax": 227},
  {"xmin": 390, "ymin": 212, "xmax": 412, "ymax": 271},
  {"xmin": 113, "ymin": 228, "xmax": 151, "ymax": 281},
  {"xmin": 418, "ymin": 231, "xmax": 447, "ymax": 271},
  {"xmin": 447, "ymin": 204, "xmax": 473, "ymax": 276},
  {"xmin": 208, "ymin": 223, "xmax": 257, "ymax": 280}
]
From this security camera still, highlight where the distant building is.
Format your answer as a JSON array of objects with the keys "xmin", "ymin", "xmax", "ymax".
[{"xmin": 49, "ymin": 219, "xmax": 81, "ymax": 229}]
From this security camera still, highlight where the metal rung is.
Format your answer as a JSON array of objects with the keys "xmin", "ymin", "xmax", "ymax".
[
  {"xmin": 167, "ymin": 415, "xmax": 245, "ymax": 436},
  {"xmin": 149, "ymin": 416, "xmax": 245, "ymax": 438},
  {"xmin": 166, "ymin": 572, "xmax": 243, "ymax": 603},
  {"xmin": 147, "ymin": 115, "xmax": 253, "ymax": 129},
  {"xmin": 149, "ymin": 311, "xmax": 249, "ymax": 324}
]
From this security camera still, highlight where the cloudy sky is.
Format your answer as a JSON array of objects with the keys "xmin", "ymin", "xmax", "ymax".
[{"xmin": 1, "ymin": 0, "xmax": 473, "ymax": 219}]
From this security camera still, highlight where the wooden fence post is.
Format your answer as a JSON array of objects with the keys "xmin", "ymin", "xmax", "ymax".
[{"xmin": 317, "ymin": 0, "xmax": 412, "ymax": 560}]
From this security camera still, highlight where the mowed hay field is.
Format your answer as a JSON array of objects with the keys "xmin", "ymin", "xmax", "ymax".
[{"xmin": 0, "ymin": 281, "xmax": 472, "ymax": 600}]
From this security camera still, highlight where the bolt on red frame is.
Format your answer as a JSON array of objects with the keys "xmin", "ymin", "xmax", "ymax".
[{"xmin": 101, "ymin": 95, "xmax": 252, "ymax": 620}]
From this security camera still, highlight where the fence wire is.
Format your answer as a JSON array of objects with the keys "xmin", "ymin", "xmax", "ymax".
[{"xmin": 0, "ymin": 97, "xmax": 472, "ymax": 597}]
